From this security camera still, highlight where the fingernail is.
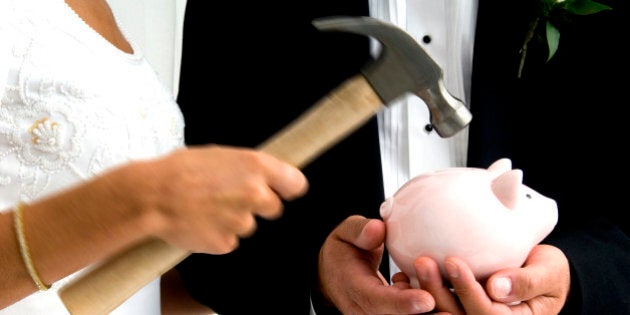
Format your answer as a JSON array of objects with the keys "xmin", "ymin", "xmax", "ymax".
[
  {"xmin": 411, "ymin": 301, "xmax": 432, "ymax": 313},
  {"xmin": 416, "ymin": 266, "xmax": 429, "ymax": 282},
  {"xmin": 493, "ymin": 277, "xmax": 512, "ymax": 298},
  {"xmin": 444, "ymin": 261, "xmax": 459, "ymax": 279}
]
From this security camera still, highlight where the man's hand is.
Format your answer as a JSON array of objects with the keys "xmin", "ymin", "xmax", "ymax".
[
  {"xmin": 317, "ymin": 215, "xmax": 435, "ymax": 314},
  {"xmin": 414, "ymin": 244, "xmax": 571, "ymax": 315}
]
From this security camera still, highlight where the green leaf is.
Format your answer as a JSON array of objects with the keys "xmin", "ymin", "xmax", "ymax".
[
  {"xmin": 517, "ymin": 0, "xmax": 612, "ymax": 78},
  {"xmin": 546, "ymin": 21, "xmax": 560, "ymax": 61},
  {"xmin": 561, "ymin": 0, "xmax": 612, "ymax": 15}
]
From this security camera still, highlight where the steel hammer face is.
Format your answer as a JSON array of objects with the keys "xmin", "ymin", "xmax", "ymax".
[{"xmin": 313, "ymin": 16, "xmax": 472, "ymax": 138}]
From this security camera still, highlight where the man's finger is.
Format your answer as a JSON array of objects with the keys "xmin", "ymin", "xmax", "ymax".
[
  {"xmin": 333, "ymin": 215, "xmax": 385, "ymax": 250},
  {"xmin": 487, "ymin": 245, "xmax": 570, "ymax": 305}
]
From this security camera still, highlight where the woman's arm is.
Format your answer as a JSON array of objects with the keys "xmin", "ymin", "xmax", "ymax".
[{"xmin": 0, "ymin": 145, "xmax": 308, "ymax": 308}]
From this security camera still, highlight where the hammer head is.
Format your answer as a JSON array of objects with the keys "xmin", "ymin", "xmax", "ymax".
[{"xmin": 313, "ymin": 16, "xmax": 472, "ymax": 138}]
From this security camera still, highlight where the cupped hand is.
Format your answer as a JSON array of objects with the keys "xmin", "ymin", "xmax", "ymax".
[
  {"xmin": 139, "ymin": 144, "xmax": 308, "ymax": 254},
  {"xmin": 318, "ymin": 215, "xmax": 435, "ymax": 314},
  {"xmin": 414, "ymin": 244, "xmax": 570, "ymax": 315}
]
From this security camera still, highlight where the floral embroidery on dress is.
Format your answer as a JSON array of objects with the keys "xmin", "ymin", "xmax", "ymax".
[
  {"xmin": 14, "ymin": 108, "xmax": 82, "ymax": 172},
  {"xmin": 0, "ymin": 0, "xmax": 184, "ymax": 205},
  {"xmin": 29, "ymin": 118, "xmax": 60, "ymax": 148}
]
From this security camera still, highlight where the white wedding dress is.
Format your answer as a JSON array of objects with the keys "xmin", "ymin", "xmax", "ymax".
[{"xmin": 0, "ymin": 0, "xmax": 185, "ymax": 313}]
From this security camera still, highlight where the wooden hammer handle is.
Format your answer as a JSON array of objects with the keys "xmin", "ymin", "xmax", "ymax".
[{"xmin": 58, "ymin": 74, "xmax": 383, "ymax": 315}]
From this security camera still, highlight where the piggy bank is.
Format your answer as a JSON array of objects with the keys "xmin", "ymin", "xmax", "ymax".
[{"xmin": 379, "ymin": 158, "xmax": 558, "ymax": 287}]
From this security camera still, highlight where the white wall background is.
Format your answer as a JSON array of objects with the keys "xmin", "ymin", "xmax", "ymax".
[{"xmin": 107, "ymin": 0, "xmax": 188, "ymax": 96}]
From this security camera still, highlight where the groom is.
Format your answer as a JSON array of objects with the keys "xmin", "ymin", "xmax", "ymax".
[
  {"xmin": 175, "ymin": 0, "xmax": 385, "ymax": 313},
  {"xmin": 175, "ymin": 0, "xmax": 630, "ymax": 314}
]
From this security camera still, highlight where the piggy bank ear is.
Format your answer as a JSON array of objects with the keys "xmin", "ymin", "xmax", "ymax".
[
  {"xmin": 487, "ymin": 158, "xmax": 512, "ymax": 177},
  {"xmin": 492, "ymin": 169, "xmax": 524, "ymax": 210}
]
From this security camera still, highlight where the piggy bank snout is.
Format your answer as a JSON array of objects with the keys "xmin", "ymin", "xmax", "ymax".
[{"xmin": 379, "ymin": 197, "xmax": 395, "ymax": 220}]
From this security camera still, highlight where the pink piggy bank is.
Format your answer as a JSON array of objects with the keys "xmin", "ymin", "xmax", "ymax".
[{"xmin": 379, "ymin": 158, "xmax": 558, "ymax": 287}]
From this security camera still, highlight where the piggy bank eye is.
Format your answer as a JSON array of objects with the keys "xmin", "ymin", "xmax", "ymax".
[{"xmin": 526, "ymin": 193, "xmax": 532, "ymax": 199}]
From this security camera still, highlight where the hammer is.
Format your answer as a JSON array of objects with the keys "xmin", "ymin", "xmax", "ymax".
[{"xmin": 58, "ymin": 16, "xmax": 472, "ymax": 314}]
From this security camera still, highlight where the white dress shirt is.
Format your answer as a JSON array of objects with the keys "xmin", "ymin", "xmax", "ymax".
[{"xmin": 369, "ymin": 0, "xmax": 478, "ymax": 279}]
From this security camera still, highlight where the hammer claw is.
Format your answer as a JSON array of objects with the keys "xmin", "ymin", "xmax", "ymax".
[{"xmin": 314, "ymin": 16, "xmax": 472, "ymax": 137}]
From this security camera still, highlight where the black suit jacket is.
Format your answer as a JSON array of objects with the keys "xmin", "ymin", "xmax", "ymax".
[
  {"xmin": 175, "ymin": 1, "xmax": 385, "ymax": 314},
  {"xmin": 468, "ymin": 0, "xmax": 630, "ymax": 313},
  {"xmin": 176, "ymin": 0, "xmax": 630, "ymax": 314}
]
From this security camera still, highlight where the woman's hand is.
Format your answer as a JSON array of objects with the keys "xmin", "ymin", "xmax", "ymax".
[{"xmin": 138, "ymin": 144, "xmax": 309, "ymax": 254}]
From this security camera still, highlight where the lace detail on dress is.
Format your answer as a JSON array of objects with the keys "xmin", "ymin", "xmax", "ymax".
[{"xmin": 0, "ymin": 0, "xmax": 185, "ymax": 205}]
